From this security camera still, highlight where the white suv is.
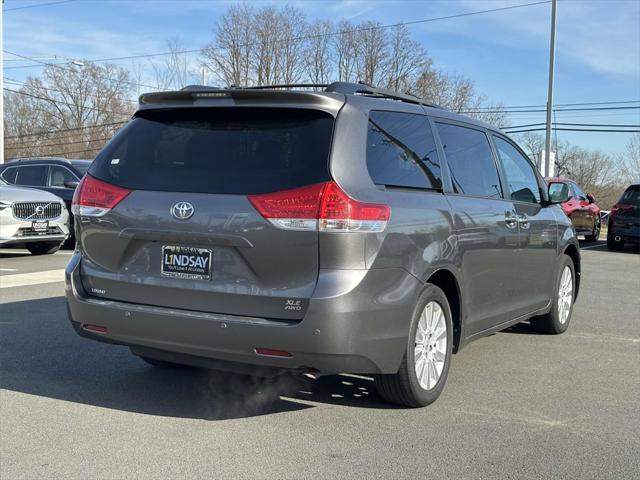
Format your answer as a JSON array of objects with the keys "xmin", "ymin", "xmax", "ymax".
[{"xmin": 0, "ymin": 178, "xmax": 70, "ymax": 255}]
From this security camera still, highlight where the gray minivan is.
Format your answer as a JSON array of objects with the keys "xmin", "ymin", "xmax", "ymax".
[{"xmin": 65, "ymin": 82, "xmax": 580, "ymax": 407}]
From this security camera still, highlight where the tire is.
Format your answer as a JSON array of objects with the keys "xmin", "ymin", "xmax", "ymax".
[
  {"xmin": 26, "ymin": 242, "xmax": 62, "ymax": 255},
  {"xmin": 137, "ymin": 356, "xmax": 187, "ymax": 369},
  {"xmin": 607, "ymin": 234, "xmax": 624, "ymax": 251},
  {"xmin": 584, "ymin": 215, "xmax": 601, "ymax": 242},
  {"xmin": 530, "ymin": 255, "xmax": 575, "ymax": 334},
  {"xmin": 375, "ymin": 284, "xmax": 453, "ymax": 407}
]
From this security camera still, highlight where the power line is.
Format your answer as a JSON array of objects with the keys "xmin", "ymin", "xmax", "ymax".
[
  {"xmin": 3, "ymin": 50, "xmax": 166, "ymax": 91},
  {"xmin": 3, "ymin": 77, "xmax": 139, "ymax": 105},
  {"xmin": 3, "ymin": 0, "xmax": 78, "ymax": 12},
  {"xmin": 6, "ymin": 136, "xmax": 112, "ymax": 149},
  {"xmin": 4, "ymin": 1, "xmax": 551, "ymax": 69},
  {"xmin": 11, "ymin": 145, "xmax": 104, "ymax": 159},
  {"xmin": 3, "ymin": 87, "xmax": 133, "ymax": 116},
  {"xmin": 3, "ymin": 121, "xmax": 127, "ymax": 140},
  {"xmin": 503, "ymin": 122, "xmax": 640, "ymax": 129},
  {"xmin": 462, "ymin": 105, "xmax": 640, "ymax": 114},
  {"xmin": 505, "ymin": 127, "xmax": 640, "ymax": 134}
]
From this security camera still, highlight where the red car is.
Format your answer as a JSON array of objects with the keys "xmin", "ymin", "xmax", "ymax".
[{"xmin": 546, "ymin": 177, "xmax": 601, "ymax": 242}]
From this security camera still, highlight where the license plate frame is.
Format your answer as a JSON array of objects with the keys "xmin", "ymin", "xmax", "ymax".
[
  {"xmin": 31, "ymin": 220, "xmax": 49, "ymax": 233},
  {"xmin": 161, "ymin": 245, "xmax": 212, "ymax": 280}
]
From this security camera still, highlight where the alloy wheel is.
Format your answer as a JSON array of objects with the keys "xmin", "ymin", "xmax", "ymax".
[
  {"xmin": 414, "ymin": 301, "xmax": 448, "ymax": 390},
  {"xmin": 558, "ymin": 266, "xmax": 573, "ymax": 325}
]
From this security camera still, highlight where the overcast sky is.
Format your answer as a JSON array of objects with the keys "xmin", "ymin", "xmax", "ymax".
[{"xmin": 3, "ymin": 0, "xmax": 640, "ymax": 154}]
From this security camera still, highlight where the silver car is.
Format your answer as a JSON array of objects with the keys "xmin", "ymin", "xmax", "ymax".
[{"xmin": 0, "ymin": 177, "xmax": 70, "ymax": 254}]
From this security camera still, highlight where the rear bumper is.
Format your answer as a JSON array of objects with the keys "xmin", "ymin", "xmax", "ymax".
[
  {"xmin": 609, "ymin": 225, "xmax": 640, "ymax": 242},
  {"xmin": 65, "ymin": 252, "xmax": 420, "ymax": 375}
]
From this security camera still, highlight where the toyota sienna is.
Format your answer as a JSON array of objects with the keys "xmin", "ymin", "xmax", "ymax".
[{"xmin": 65, "ymin": 82, "xmax": 580, "ymax": 407}]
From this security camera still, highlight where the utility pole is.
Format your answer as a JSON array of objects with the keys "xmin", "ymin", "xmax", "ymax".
[
  {"xmin": 543, "ymin": 0, "xmax": 557, "ymax": 177},
  {"xmin": 1, "ymin": 0, "xmax": 4, "ymax": 163},
  {"xmin": 201, "ymin": 65, "xmax": 207, "ymax": 86}
]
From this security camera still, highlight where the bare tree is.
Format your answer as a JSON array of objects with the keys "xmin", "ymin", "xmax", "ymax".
[
  {"xmin": 202, "ymin": 4, "xmax": 254, "ymax": 86},
  {"xmin": 355, "ymin": 21, "xmax": 388, "ymax": 86},
  {"xmin": 3, "ymin": 62, "xmax": 133, "ymax": 160},
  {"xmin": 332, "ymin": 20, "xmax": 357, "ymax": 82},
  {"xmin": 304, "ymin": 20, "xmax": 333, "ymax": 84},
  {"xmin": 384, "ymin": 25, "xmax": 427, "ymax": 92},
  {"xmin": 252, "ymin": 6, "xmax": 282, "ymax": 85},
  {"xmin": 276, "ymin": 6, "xmax": 307, "ymax": 84},
  {"xmin": 618, "ymin": 133, "xmax": 640, "ymax": 183},
  {"xmin": 148, "ymin": 37, "xmax": 191, "ymax": 90}
]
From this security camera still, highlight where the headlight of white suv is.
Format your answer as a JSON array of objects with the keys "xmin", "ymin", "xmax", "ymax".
[{"xmin": 0, "ymin": 201, "xmax": 12, "ymax": 211}]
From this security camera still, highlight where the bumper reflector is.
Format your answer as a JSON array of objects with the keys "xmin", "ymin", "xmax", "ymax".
[
  {"xmin": 83, "ymin": 323, "xmax": 108, "ymax": 333},
  {"xmin": 255, "ymin": 348, "xmax": 293, "ymax": 358}
]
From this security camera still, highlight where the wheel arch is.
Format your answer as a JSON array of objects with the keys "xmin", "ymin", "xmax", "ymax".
[
  {"xmin": 425, "ymin": 268, "xmax": 463, "ymax": 353},
  {"xmin": 563, "ymin": 243, "xmax": 581, "ymax": 299}
]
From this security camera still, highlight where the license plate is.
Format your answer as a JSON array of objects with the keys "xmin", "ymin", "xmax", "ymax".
[
  {"xmin": 161, "ymin": 245, "xmax": 212, "ymax": 280},
  {"xmin": 32, "ymin": 220, "xmax": 49, "ymax": 233}
]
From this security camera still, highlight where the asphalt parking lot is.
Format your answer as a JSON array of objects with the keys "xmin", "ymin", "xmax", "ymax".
[{"xmin": 1, "ymin": 242, "xmax": 639, "ymax": 480}]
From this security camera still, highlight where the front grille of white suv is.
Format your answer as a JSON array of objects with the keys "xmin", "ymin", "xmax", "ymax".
[{"xmin": 12, "ymin": 202, "xmax": 63, "ymax": 220}]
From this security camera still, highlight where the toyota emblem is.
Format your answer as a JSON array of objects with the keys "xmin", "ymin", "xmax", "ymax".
[{"xmin": 171, "ymin": 201, "xmax": 195, "ymax": 220}]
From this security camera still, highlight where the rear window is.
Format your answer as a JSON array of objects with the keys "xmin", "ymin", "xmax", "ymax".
[
  {"xmin": 620, "ymin": 185, "xmax": 640, "ymax": 204},
  {"xmin": 90, "ymin": 108, "xmax": 334, "ymax": 194}
]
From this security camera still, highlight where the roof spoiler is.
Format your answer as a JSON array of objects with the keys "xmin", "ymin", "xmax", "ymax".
[{"xmin": 139, "ymin": 81, "xmax": 446, "ymax": 110}]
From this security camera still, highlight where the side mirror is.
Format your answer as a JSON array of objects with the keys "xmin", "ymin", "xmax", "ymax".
[
  {"xmin": 547, "ymin": 183, "xmax": 570, "ymax": 204},
  {"xmin": 586, "ymin": 193, "xmax": 595, "ymax": 204},
  {"xmin": 64, "ymin": 180, "xmax": 79, "ymax": 189}
]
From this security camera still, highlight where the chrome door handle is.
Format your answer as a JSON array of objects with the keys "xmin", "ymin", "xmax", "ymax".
[
  {"xmin": 505, "ymin": 212, "xmax": 518, "ymax": 229},
  {"xmin": 518, "ymin": 214, "xmax": 530, "ymax": 229}
]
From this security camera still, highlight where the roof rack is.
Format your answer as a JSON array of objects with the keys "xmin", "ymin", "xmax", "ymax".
[
  {"xmin": 326, "ymin": 81, "xmax": 444, "ymax": 109},
  {"xmin": 8, "ymin": 156, "xmax": 71, "ymax": 163},
  {"xmin": 176, "ymin": 81, "xmax": 445, "ymax": 109}
]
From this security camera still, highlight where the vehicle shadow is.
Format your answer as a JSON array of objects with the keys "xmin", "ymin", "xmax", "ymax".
[
  {"xmin": 578, "ymin": 239, "xmax": 639, "ymax": 254},
  {"xmin": 0, "ymin": 296, "xmax": 394, "ymax": 421},
  {"xmin": 0, "ymin": 250, "xmax": 32, "ymax": 259}
]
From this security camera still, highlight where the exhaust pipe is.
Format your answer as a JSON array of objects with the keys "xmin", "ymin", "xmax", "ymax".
[{"xmin": 615, "ymin": 235, "xmax": 622, "ymax": 242}]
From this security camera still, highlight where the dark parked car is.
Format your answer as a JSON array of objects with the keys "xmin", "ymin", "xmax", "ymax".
[
  {"xmin": 607, "ymin": 182, "xmax": 640, "ymax": 251},
  {"xmin": 0, "ymin": 157, "xmax": 91, "ymax": 244},
  {"xmin": 66, "ymin": 83, "xmax": 580, "ymax": 407},
  {"xmin": 546, "ymin": 177, "xmax": 602, "ymax": 242}
]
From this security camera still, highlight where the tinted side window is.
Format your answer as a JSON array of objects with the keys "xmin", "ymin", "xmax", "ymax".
[
  {"xmin": 16, "ymin": 165, "xmax": 47, "ymax": 186},
  {"xmin": 366, "ymin": 111, "xmax": 442, "ymax": 190},
  {"xmin": 436, "ymin": 123, "xmax": 502, "ymax": 199},
  {"xmin": 48, "ymin": 165, "xmax": 77, "ymax": 187},
  {"xmin": 492, "ymin": 136, "xmax": 541, "ymax": 203},
  {"xmin": 1, "ymin": 166, "xmax": 18, "ymax": 184}
]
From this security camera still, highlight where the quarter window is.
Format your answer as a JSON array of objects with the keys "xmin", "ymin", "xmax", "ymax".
[
  {"xmin": 1, "ymin": 166, "xmax": 18, "ymax": 184},
  {"xmin": 492, "ymin": 136, "xmax": 541, "ymax": 203},
  {"xmin": 435, "ymin": 123, "xmax": 502, "ymax": 199},
  {"xmin": 366, "ymin": 111, "xmax": 442, "ymax": 190}
]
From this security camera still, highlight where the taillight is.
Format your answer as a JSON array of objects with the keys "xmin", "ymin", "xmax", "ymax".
[
  {"xmin": 248, "ymin": 181, "xmax": 390, "ymax": 233},
  {"xmin": 71, "ymin": 174, "xmax": 131, "ymax": 217}
]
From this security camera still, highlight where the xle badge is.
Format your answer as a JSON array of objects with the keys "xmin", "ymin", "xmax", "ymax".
[{"xmin": 284, "ymin": 299, "xmax": 303, "ymax": 311}]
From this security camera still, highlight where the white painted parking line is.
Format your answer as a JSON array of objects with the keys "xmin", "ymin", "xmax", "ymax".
[
  {"xmin": 0, "ymin": 269, "xmax": 65, "ymax": 289},
  {"xmin": 580, "ymin": 244, "xmax": 605, "ymax": 250},
  {"xmin": 0, "ymin": 268, "xmax": 18, "ymax": 272}
]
